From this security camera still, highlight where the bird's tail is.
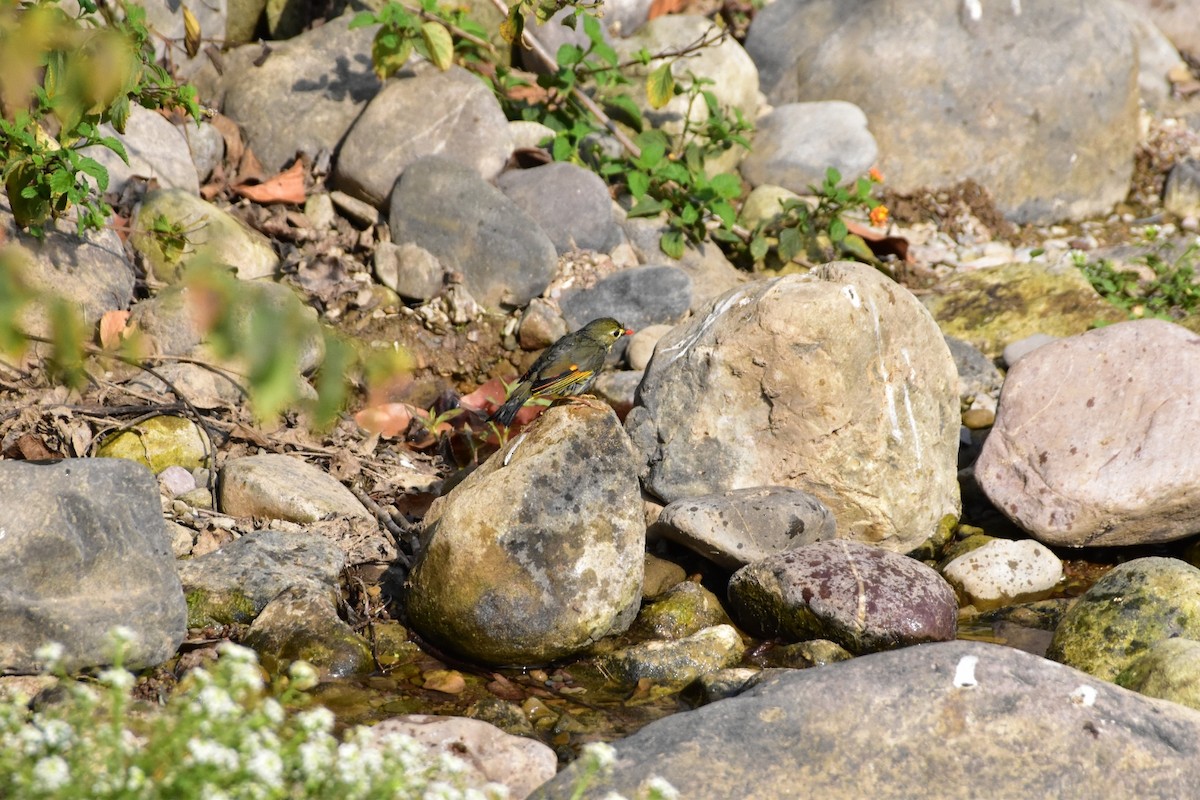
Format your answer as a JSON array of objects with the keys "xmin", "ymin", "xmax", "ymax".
[{"xmin": 489, "ymin": 384, "xmax": 531, "ymax": 427}]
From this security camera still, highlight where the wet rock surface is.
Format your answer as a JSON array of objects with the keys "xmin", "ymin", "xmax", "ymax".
[{"xmin": 535, "ymin": 641, "xmax": 1200, "ymax": 799}]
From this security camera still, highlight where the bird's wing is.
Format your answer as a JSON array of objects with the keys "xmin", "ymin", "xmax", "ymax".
[{"xmin": 530, "ymin": 364, "xmax": 595, "ymax": 395}]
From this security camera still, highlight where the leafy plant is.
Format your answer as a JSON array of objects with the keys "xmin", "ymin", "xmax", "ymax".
[
  {"xmin": 0, "ymin": 0, "xmax": 201, "ymax": 237},
  {"xmin": 1077, "ymin": 232, "xmax": 1200, "ymax": 320},
  {"xmin": 741, "ymin": 167, "xmax": 887, "ymax": 269},
  {"xmin": 349, "ymin": 0, "xmax": 462, "ymax": 78}
]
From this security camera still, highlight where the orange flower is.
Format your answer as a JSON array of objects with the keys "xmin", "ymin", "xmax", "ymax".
[
  {"xmin": 868, "ymin": 167, "xmax": 884, "ymax": 183},
  {"xmin": 869, "ymin": 205, "xmax": 889, "ymax": 227}
]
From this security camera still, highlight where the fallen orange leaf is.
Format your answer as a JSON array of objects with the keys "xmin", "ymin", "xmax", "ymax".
[
  {"xmin": 648, "ymin": 0, "xmax": 684, "ymax": 19},
  {"xmin": 354, "ymin": 402, "xmax": 415, "ymax": 439},
  {"xmin": 98, "ymin": 309, "xmax": 131, "ymax": 350},
  {"xmin": 232, "ymin": 161, "xmax": 306, "ymax": 205}
]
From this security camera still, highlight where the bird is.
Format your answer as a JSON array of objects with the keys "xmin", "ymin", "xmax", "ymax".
[{"xmin": 489, "ymin": 317, "xmax": 633, "ymax": 427}]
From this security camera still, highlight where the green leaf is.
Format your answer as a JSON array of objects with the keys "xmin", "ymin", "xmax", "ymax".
[
  {"xmin": 634, "ymin": 136, "xmax": 665, "ymax": 170},
  {"xmin": 421, "ymin": 21, "xmax": 454, "ymax": 70},
  {"xmin": 646, "ymin": 64, "xmax": 675, "ymax": 110},
  {"xmin": 829, "ymin": 216, "xmax": 847, "ymax": 243},
  {"xmin": 348, "ymin": 10, "xmax": 377, "ymax": 29},
  {"xmin": 660, "ymin": 230, "xmax": 684, "ymax": 259},
  {"xmin": 711, "ymin": 199, "xmax": 736, "ymax": 228},
  {"xmin": 709, "ymin": 172, "xmax": 741, "ymax": 200},
  {"xmin": 604, "ymin": 94, "xmax": 643, "ymax": 132},
  {"xmin": 499, "ymin": 4, "xmax": 524, "ymax": 44},
  {"xmin": 627, "ymin": 170, "xmax": 650, "ymax": 198},
  {"xmin": 839, "ymin": 233, "xmax": 877, "ymax": 264},
  {"xmin": 373, "ymin": 33, "xmax": 413, "ymax": 79},
  {"xmin": 581, "ymin": 13, "xmax": 602, "ymax": 45},
  {"xmin": 556, "ymin": 43, "xmax": 585, "ymax": 67},
  {"xmin": 750, "ymin": 235, "xmax": 769, "ymax": 262},
  {"xmin": 628, "ymin": 197, "xmax": 667, "ymax": 218},
  {"xmin": 108, "ymin": 94, "xmax": 131, "ymax": 134},
  {"xmin": 551, "ymin": 134, "xmax": 573, "ymax": 161},
  {"xmin": 97, "ymin": 135, "xmax": 129, "ymax": 165},
  {"xmin": 779, "ymin": 226, "xmax": 804, "ymax": 263},
  {"xmin": 74, "ymin": 155, "xmax": 109, "ymax": 191},
  {"xmin": 48, "ymin": 168, "xmax": 75, "ymax": 195}
]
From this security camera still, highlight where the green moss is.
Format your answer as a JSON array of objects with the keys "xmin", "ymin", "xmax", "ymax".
[
  {"xmin": 96, "ymin": 415, "xmax": 210, "ymax": 472},
  {"xmin": 185, "ymin": 588, "xmax": 259, "ymax": 628}
]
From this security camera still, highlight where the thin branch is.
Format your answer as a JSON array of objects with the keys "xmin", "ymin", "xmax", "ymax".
[{"xmin": 488, "ymin": 0, "xmax": 642, "ymax": 157}]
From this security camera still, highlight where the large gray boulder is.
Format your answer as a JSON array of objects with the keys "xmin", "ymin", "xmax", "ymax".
[
  {"xmin": 335, "ymin": 65, "xmax": 513, "ymax": 208},
  {"xmin": 0, "ymin": 459, "xmax": 187, "ymax": 673},
  {"xmin": 389, "ymin": 157, "xmax": 558, "ymax": 311},
  {"xmin": 627, "ymin": 262, "xmax": 961, "ymax": 553},
  {"xmin": 406, "ymin": 404, "xmax": 645, "ymax": 665},
  {"xmin": 535, "ymin": 640, "xmax": 1200, "ymax": 799},
  {"xmin": 744, "ymin": 0, "xmax": 1138, "ymax": 223},
  {"xmin": 221, "ymin": 16, "xmax": 381, "ymax": 172}
]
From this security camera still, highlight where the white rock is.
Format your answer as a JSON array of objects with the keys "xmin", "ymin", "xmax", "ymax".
[{"xmin": 943, "ymin": 538, "xmax": 1063, "ymax": 610}]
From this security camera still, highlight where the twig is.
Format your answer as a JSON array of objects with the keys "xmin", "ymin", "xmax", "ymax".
[
  {"xmin": 350, "ymin": 484, "xmax": 416, "ymax": 569},
  {"xmin": 488, "ymin": 0, "xmax": 642, "ymax": 158}
]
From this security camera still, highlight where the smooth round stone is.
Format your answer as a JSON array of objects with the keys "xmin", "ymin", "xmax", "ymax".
[
  {"xmin": 1002, "ymin": 333, "xmax": 1059, "ymax": 368},
  {"xmin": 942, "ymin": 538, "xmax": 1063, "ymax": 611},
  {"xmin": 728, "ymin": 540, "xmax": 958, "ymax": 654},
  {"xmin": 1047, "ymin": 557, "xmax": 1200, "ymax": 681}
]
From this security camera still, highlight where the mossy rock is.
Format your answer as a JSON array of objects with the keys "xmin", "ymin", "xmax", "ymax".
[
  {"xmin": 924, "ymin": 261, "xmax": 1125, "ymax": 358},
  {"xmin": 186, "ymin": 587, "xmax": 258, "ymax": 628},
  {"xmin": 96, "ymin": 415, "xmax": 210, "ymax": 473},
  {"xmin": 1046, "ymin": 557, "xmax": 1200, "ymax": 681}
]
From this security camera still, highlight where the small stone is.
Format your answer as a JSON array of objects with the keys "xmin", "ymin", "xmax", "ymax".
[
  {"xmin": 518, "ymin": 298, "xmax": 568, "ymax": 350},
  {"xmin": 304, "ymin": 192, "xmax": 337, "ymax": 230},
  {"xmin": 1117, "ymin": 638, "xmax": 1200, "ymax": 711},
  {"xmin": 422, "ymin": 669, "xmax": 467, "ymax": 694},
  {"xmin": 330, "ymin": 190, "xmax": 381, "ymax": 227},
  {"xmin": 728, "ymin": 540, "xmax": 958, "ymax": 654},
  {"xmin": 158, "ymin": 464, "xmax": 197, "ymax": 497},
  {"xmin": 219, "ymin": 454, "xmax": 370, "ymax": 522},
  {"xmin": 1002, "ymin": 333, "xmax": 1059, "ymax": 368},
  {"xmin": 1047, "ymin": 557, "xmax": 1200, "ymax": 681},
  {"xmin": 96, "ymin": 415, "xmax": 211, "ymax": 473},
  {"xmin": 1164, "ymin": 158, "xmax": 1200, "ymax": 218},
  {"xmin": 633, "ymin": 581, "xmax": 730, "ymax": 640},
  {"xmin": 655, "ymin": 486, "xmax": 837, "ymax": 570},
  {"xmin": 942, "ymin": 538, "xmax": 1063, "ymax": 611},
  {"xmin": 375, "ymin": 241, "xmax": 445, "ymax": 301},
  {"xmin": 961, "ymin": 408, "xmax": 995, "ymax": 429},
  {"xmin": 643, "ymin": 553, "xmax": 686, "ymax": 598},
  {"xmin": 598, "ymin": 624, "xmax": 746, "ymax": 689}
]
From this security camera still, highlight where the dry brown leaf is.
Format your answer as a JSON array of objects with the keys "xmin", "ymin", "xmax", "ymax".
[
  {"xmin": 209, "ymin": 113, "xmax": 244, "ymax": 171},
  {"xmin": 232, "ymin": 161, "xmax": 306, "ymax": 205},
  {"xmin": 354, "ymin": 402, "xmax": 416, "ymax": 439},
  {"xmin": 459, "ymin": 377, "xmax": 508, "ymax": 414},
  {"xmin": 98, "ymin": 309, "xmax": 131, "ymax": 350},
  {"xmin": 648, "ymin": 0, "xmax": 684, "ymax": 20}
]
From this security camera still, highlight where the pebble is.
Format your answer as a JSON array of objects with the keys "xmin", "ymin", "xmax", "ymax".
[{"xmin": 942, "ymin": 538, "xmax": 1063, "ymax": 611}]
